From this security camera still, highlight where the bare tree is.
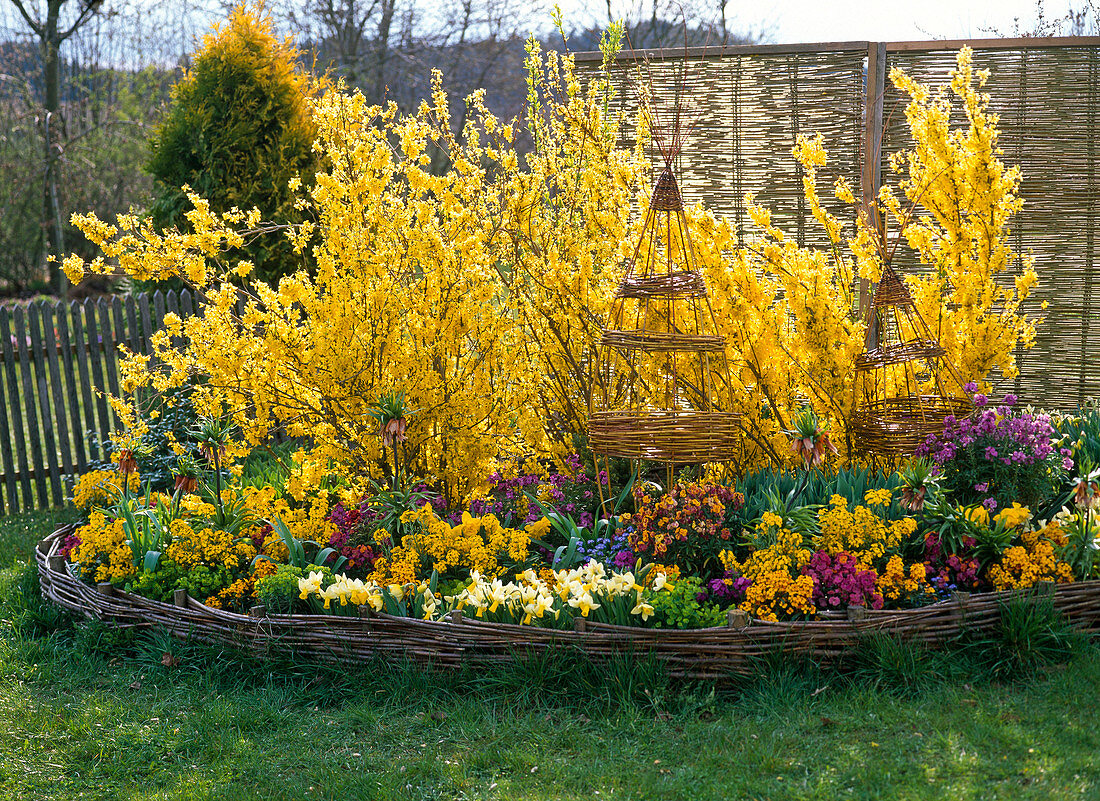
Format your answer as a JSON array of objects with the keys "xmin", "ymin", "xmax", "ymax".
[
  {"xmin": 290, "ymin": 0, "xmax": 536, "ymax": 115},
  {"xmin": 4, "ymin": 0, "xmax": 111, "ymax": 292},
  {"xmin": 0, "ymin": 1, "xmax": 173, "ymax": 294},
  {"xmin": 982, "ymin": 0, "xmax": 1100, "ymax": 37},
  {"xmin": 591, "ymin": 0, "xmax": 768, "ymax": 49}
]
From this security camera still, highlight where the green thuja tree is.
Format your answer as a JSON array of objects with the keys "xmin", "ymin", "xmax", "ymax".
[{"xmin": 147, "ymin": 3, "xmax": 320, "ymax": 285}]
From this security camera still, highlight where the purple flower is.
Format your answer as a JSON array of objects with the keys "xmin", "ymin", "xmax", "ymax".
[
  {"xmin": 974, "ymin": 482, "xmax": 989, "ymax": 493},
  {"xmin": 706, "ymin": 575, "xmax": 751, "ymax": 605},
  {"xmin": 613, "ymin": 550, "xmax": 635, "ymax": 569},
  {"xmin": 982, "ymin": 497, "xmax": 998, "ymax": 511},
  {"xmin": 1064, "ymin": 457, "xmax": 1075, "ymax": 471},
  {"xmin": 801, "ymin": 551, "xmax": 882, "ymax": 610},
  {"xmin": 973, "ymin": 393, "xmax": 988, "ymax": 407},
  {"xmin": 1003, "ymin": 393, "xmax": 1018, "ymax": 406},
  {"xmin": 964, "ymin": 381, "xmax": 978, "ymax": 393}
]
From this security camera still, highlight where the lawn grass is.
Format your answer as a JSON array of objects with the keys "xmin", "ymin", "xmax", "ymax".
[
  {"xmin": 0, "ymin": 506, "xmax": 79, "ymax": 566},
  {"xmin": 2, "ymin": 510, "xmax": 1100, "ymax": 800}
]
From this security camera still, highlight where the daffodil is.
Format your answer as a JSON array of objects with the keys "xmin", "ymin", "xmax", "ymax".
[
  {"xmin": 567, "ymin": 591, "xmax": 600, "ymax": 617},
  {"xmin": 630, "ymin": 599, "xmax": 654, "ymax": 622}
]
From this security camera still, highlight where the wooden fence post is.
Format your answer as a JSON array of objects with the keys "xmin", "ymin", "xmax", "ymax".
[
  {"xmin": 0, "ymin": 290, "xmax": 202, "ymax": 509},
  {"xmin": 0, "ymin": 309, "xmax": 20, "ymax": 513},
  {"xmin": 29, "ymin": 302, "xmax": 62, "ymax": 506}
]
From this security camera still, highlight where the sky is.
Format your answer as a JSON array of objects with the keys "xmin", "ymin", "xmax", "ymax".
[
  {"xmin": 763, "ymin": 0, "xmax": 1048, "ymax": 42},
  {"xmin": 565, "ymin": 0, "xmax": 1078, "ymax": 44}
]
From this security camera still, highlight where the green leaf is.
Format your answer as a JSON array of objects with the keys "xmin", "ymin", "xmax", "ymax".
[{"xmin": 143, "ymin": 550, "xmax": 161, "ymax": 573}]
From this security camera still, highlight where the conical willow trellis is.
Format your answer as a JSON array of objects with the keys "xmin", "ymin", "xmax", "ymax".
[
  {"xmin": 588, "ymin": 158, "xmax": 741, "ymax": 486},
  {"xmin": 849, "ymin": 265, "xmax": 970, "ymax": 458}
]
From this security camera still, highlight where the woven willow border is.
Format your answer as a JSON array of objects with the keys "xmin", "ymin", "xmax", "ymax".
[{"xmin": 36, "ymin": 526, "xmax": 1100, "ymax": 680}]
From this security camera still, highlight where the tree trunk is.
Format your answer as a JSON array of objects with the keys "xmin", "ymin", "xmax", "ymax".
[
  {"xmin": 42, "ymin": 0, "xmax": 66, "ymax": 295},
  {"xmin": 373, "ymin": 0, "xmax": 394, "ymax": 103}
]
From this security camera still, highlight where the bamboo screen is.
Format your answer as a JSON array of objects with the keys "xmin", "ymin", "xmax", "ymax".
[
  {"xmin": 577, "ymin": 38, "xmax": 1100, "ymax": 411},
  {"xmin": 582, "ymin": 44, "xmax": 868, "ymax": 250},
  {"xmin": 882, "ymin": 43, "xmax": 1100, "ymax": 409}
]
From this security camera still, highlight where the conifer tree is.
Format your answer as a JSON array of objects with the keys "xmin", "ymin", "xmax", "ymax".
[{"xmin": 147, "ymin": 3, "xmax": 320, "ymax": 284}]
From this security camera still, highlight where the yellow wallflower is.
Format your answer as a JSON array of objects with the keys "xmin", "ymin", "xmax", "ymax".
[{"xmin": 989, "ymin": 525, "xmax": 1074, "ymax": 590}]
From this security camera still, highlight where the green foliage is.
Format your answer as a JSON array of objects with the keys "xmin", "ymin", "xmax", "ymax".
[
  {"xmin": 1057, "ymin": 506, "xmax": 1100, "ymax": 581},
  {"xmin": 70, "ymin": 618, "xmax": 140, "ymax": 657},
  {"xmin": 734, "ymin": 464, "xmax": 905, "ymax": 526},
  {"xmin": 146, "ymin": 3, "xmax": 321, "ymax": 285},
  {"xmin": 1056, "ymin": 402, "xmax": 1100, "ymax": 471},
  {"xmin": 735, "ymin": 650, "xmax": 826, "ymax": 718},
  {"xmin": 200, "ymin": 484, "xmax": 259, "ymax": 537},
  {"xmin": 258, "ymin": 518, "xmax": 345, "ymax": 573},
  {"xmin": 3, "ymin": 562, "xmax": 72, "ymax": 637},
  {"xmin": 104, "ymin": 486, "xmax": 168, "ymax": 572},
  {"xmin": 649, "ymin": 576, "xmax": 724, "ymax": 629},
  {"xmin": 982, "ymin": 590, "xmax": 1085, "ymax": 680},
  {"xmin": 846, "ymin": 633, "xmax": 947, "ymax": 697},
  {"xmin": 177, "ymin": 563, "xmax": 234, "ymax": 601},
  {"xmin": 126, "ymin": 559, "xmax": 233, "ymax": 603},
  {"xmin": 88, "ymin": 385, "xmax": 204, "ymax": 494},
  {"xmin": 0, "ymin": 507, "xmax": 80, "ymax": 565},
  {"xmin": 1, "ymin": 563, "xmax": 1100, "ymax": 800},
  {"xmin": 0, "ymin": 60, "xmax": 165, "ymax": 292},
  {"xmin": 468, "ymin": 645, "xmax": 673, "ymax": 710},
  {"xmin": 254, "ymin": 564, "xmax": 300, "ymax": 614},
  {"xmin": 239, "ymin": 442, "xmax": 294, "ymax": 494},
  {"xmin": 364, "ymin": 484, "xmax": 441, "ymax": 543},
  {"xmin": 255, "ymin": 563, "xmax": 334, "ymax": 614},
  {"xmin": 255, "ymin": 563, "xmax": 300, "ymax": 614},
  {"xmin": 918, "ymin": 492, "xmax": 1016, "ymax": 566}
]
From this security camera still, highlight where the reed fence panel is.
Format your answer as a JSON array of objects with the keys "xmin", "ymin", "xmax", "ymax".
[{"xmin": 579, "ymin": 36, "xmax": 1100, "ymax": 409}]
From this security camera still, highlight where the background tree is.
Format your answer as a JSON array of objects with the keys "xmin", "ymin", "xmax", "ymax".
[
  {"xmin": 3, "ymin": 0, "xmax": 111, "ymax": 293},
  {"xmin": 146, "ymin": 2, "xmax": 321, "ymax": 285},
  {"xmin": 982, "ymin": 0, "xmax": 1100, "ymax": 36},
  {"xmin": 0, "ymin": 3, "xmax": 169, "ymax": 295},
  {"xmin": 583, "ymin": 0, "xmax": 768, "ymax": 49},
  {"xmin": 287, "ymin": 0, "xmax": 535, "ymax": 128}
]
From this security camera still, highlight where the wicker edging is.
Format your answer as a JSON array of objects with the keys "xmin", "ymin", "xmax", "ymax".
[{"xmin": 35, "ymin": 526, "xmax": 1100, "ymax": 680}]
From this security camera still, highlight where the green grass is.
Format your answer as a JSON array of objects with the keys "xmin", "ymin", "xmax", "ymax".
[
  {"xmin": 2, "ymin": 608, "xmax": 1099, "ymax": 801},
  {"xmin": 3, "ymin": 510, "xmax": 1100, "ymax": 800},
  {"xmin": 0, "ymin": 506, "xmax": 79, "ymax": 565}
]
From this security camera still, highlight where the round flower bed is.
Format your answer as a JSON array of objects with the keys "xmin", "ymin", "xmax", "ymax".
[{"xmin": 38, "ymin": 526, "xmax": 1100, "ymax": 680}]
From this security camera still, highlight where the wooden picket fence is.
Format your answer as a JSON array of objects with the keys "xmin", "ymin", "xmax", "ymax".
[{"xmin": 0, "ymin": 290, "xmax": 197, "ymax": 513}]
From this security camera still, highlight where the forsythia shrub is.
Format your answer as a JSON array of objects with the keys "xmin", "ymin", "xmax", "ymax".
[
  {"xmin": 63, "ymin": 39, "xmax": 1036, "ymax": 488},
  {"xmin": 63, "ymin": 30, "xmax": 645, "ymax": 498},
  {"xmin": 693, "ymin": 46, "xmax": 1038, "ymax": 464}
]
